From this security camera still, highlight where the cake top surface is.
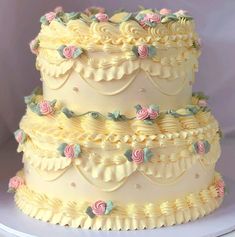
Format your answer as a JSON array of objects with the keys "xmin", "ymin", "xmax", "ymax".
[{"xmin": 31, "ymin": 6, "xmax": 200, "ymax": 54}]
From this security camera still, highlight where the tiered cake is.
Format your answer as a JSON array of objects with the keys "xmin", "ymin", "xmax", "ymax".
[{"xmin": 9, "ymin": 6, "xmax": 225, "ymax": 230}]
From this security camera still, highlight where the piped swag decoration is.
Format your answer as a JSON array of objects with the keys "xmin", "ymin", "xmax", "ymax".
[
  {"xmin": 86, "ymin": 200, "xmax": 113, "ymax": 218},
  {"xmin": 124, "ymin": 148, "xmax": 154, "ymax": 164},
  {"xmin": 193, "ymin": 140, "xmax": 210, "ymax": 155},
  {"xmin": 58, "ymin": 143, "xmax": 81, "ymax": 159}
]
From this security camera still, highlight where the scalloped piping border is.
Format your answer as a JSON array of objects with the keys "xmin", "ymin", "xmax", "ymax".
[{"xmin": 14, "ymin": 171, "xmax": 224, "ymax": 230}]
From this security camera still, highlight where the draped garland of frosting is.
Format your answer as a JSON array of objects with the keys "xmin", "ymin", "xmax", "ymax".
[{"xmin": 15, "ymin": 171, "xmax": 224, "ymax": 230}]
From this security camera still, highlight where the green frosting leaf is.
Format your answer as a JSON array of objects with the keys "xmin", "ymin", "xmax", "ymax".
[
  {"xmin": 143, "ymin": 119, "xmax": 153, "ymax": 125},
  {"xmin": 90, "ymin": 112, "xmax": 99, "ymax": 119},
  {"xmin": 192, "ymin": 92, "xmax": 209, "ymax": 100},
  {"xmin": 57, "ymin": 45, "xmax": 66, "ymax": 58},
  {"xmin": 132, "ymin": 46, "xmax": 139, "ymax": 57},
  {"xmin": 57, "ymin": 143, "xmax": 67, "ymax": 157},
  {"xmin": 204, "ymin": 140, "xmax": 211, "ymax": 153},
  {"xmin": 134, "ymin": 104, "xmax": 142, "ymax": 112},
  {"xmin": 105, "ymin": 200, "xmax": 113, "ymax": 215},
  {"xmin": 124, "ymin": 149, "xmax": 133, "ymax": 162},
  {"xmin": 73, "ymin": 48, "xmax": 83, "ymax": 58},
  {"xmin": 40, "ymin": 15, "xmax": 49, "ymax": 25},
  {"xmin": 74, "ymin": 144, "xmax": 81, "ymax": 158},
  {"xmin": 29, "ymin": 103, "xmax": 42, "ymax": 116},
  {"xmin": 50, "ymin": 99, "xmax": 57, "ymax": 107},
  {"xmin": 149, "ymin": 104, "xmax": 159, "ymax": 111},
  {"xmin": 62, "ymin": 108, "xmax": 75, "ymax": 118},
  {"xmin": 148, "ymin": 45, "xmax": 157, "ymax": 57},
  {"xmin": 107, "ymin": 111, "xmax": 127, "ymax": 121},
  {"xmin": 86, "ymin": 206, "xmax": 96, "ymax": 219},
  {"xmin": 143, "ymin": 148, "xmax": 154, "ymax": 162}
]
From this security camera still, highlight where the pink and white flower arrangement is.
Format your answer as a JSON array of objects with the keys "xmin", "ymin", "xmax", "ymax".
[
  {"xmin": 57, "ymin": 45, "xmax": 83, "ymax": 59},
  {"xmin": 8, "ymin": 176, "xmax": 24, "ymax": 193},
  {"xmin": 58, "ymin": 143, "xmax": 81, "ymax": 159},
  {"xmin": 95, "ymin": 12, "xmax": 109, "ymax": 22},
  {"xmin": 86, "ymin": 200, "xmax": 113, "ymax": 218},
  {"xmin": 124, "ymin": 147, "xmax": 154, "ymax": 164},
  {"xmin": 131, "ymin": 149, "xmax": 145, "ymax": 164},
  {"xmin": 193, "ymin": 140, "xmax": 210, "ymax": 155},
  {"xmin": 135, "ymin": 104, "xmax": 159, "ymax": 122},
  {"xmin": 159, "ymin": 8, "xmax": 172, "ymax": 15},
  {"xmin": 38, "ymin": 100, "xmax": 54, "ymax": 115},
  {"xmin": 198, "ymin": 99, "xmax": 207, "ymax": 107},
  {"xmin": 63, "ymin": 46, "xmax": 77, "ymax": 59},
  {"xmin": 14, "ymin": 129, "xmax": 27, "ymax": 144},
  {"xmin": 137, "ymin": 45, "xmax": 149, "ymax": 59},
  {"xmin": 84, "ymin": 6, "xmax": 105, "ymax": 16},
  {"xmin": 29, "ymin": 38, "xmax": 40, "ymax": 55},
  {"xmin": 45, "ymin": 12, "xmax": 57, "ymax": 22}
]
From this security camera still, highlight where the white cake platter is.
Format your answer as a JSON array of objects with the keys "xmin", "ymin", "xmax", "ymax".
[{"xmin": 0, "ymin": 177, "xmax": 235, "ymax": 237}]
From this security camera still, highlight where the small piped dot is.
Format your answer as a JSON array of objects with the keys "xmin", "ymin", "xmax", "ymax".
[
  {"xmin": 134, "ymin": 184, "xmax": 141, "ymax": 189},
  {"xmin": 195, "ymin": 173, "xmax": 200, "ymax": 179},
  {"xmin": 71, "ymin": 182, "xmax": 76, "ymax": 187},
  {"xmin": 73, "ymin": 87, "xmax": 79, "ymax": 92},
  {"xmin": 138, "ymin": 88, "xmax": 146, "ymax": 93}
]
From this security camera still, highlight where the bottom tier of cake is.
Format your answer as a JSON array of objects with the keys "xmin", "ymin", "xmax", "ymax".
[{"xmin": 13, "ymin": 170, "xmax": 224, "ymax": 231}]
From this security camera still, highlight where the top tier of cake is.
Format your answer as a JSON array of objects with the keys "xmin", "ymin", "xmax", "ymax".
[{"xmin": 31, "ymin": 7, "xmax": 201, "ymax": 116}]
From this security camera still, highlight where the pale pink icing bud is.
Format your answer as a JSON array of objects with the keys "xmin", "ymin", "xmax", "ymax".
[
  {"xmin": 216, "ymin": 180, "xmax": 225, "ymax": 197},
  {"xmin": 143, "ymin": 13, "xmax": 161, "ymax": 23},
  {"xmin": 64, "ymin": 145, "xmax": 75, "ymax": 159},
  {"xmin": 95, "ymin": 13, "xmax": 109, "ymax": 22},
  {"xmin": 136, "ymin": 107, "xmax": 149, "ymax": 120},
  {"xmin": 63, "ymin": 46, "xmax": 77, "ymax": 59},
  {"xmin": 29, "ymin": 39, "xmax": 39, "ymax": 55},
  {"xmin": 54, "ymin": 6, "xmax": 63, "ymax": 13},
  {"xmin": 160, "ymin": 8, "xmax": 172, "ymax": 15},
  {"xmin": 198, "ymin": 99, "xmax": 207, "ymax": 107},
  {"xmin": 15, "ymin": 131, "xmax": 23, "ymax": 143},
  {"xmin": 92, "ymin": 200, "xmax": 106, "ymax": 215},
  {"xmin": 175, "ymin": 9, "xmax": 188, "ymax": 17},
  {"xmin": 137, "ymin": 45, "xmax": 149, "ymax": 59},
  {"xmin": 132, "ymin": 149, "xmax": 144, "ymax": 164},
  {"xmin": 9, "ymin": 176, "xmax": 24, "ymax": 190},
  {"xmin": 45, "ymin": 12, "xmax": 56, "ymax": 22},
  {"xmin": 147, "ymin": 108, "xmax": 159, "ymax": 119},
  {"xmin": 39, "ymin": 100, "xmax": 53, "ymax": 115},
  {"xmin": 197, "ymin": 141, "xmax": 205, "ymax": 155}
]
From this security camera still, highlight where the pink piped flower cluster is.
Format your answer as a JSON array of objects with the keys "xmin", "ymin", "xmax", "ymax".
[
  {"xmin": 39, "ymin": 100, "xmax": 54, "ymax": 115},
  {"xmin": 95, "ymin": 12, "xmax": 109, "ymax": 22},
  {"xmin": 64, "ymin": 144, "xmax": 76, "ymax": 159},
  {"xmin": 8, "ymin": 176, "xmax": 24, "ymax": 193},
  {"xmin": 139, "ymin": 13, "xmax": 161, "ymax": 28},
  {"xmin": 132, "ymin": 149, "xmax": 144, "ymax": 164},
  {"xmin": 216, "ymin": 180, "xmax": 225, "ymax": 198},
  {"xmin": 63, "ymin": 46, "xmax": 77, "ymax": 59},
  {"xmin": 159, "ymin": 8, "xmax": 172, "ymax": 15},
  {"xmin": 136, "ymin": 106, "xmax": 159, "ymax": 121}
]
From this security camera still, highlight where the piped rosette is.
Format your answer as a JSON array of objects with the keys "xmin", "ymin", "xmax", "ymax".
[
  {"xmin": 124, "ymin": 148, "xmax": 154, "ymax": 164},
  {"xmin": 86, "ymin": 200, "xmax": 114, "ymax": 218}
]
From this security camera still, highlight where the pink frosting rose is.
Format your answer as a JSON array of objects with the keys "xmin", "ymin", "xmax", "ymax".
[
  {"xmin": 29, "ymin": 39, "xmax": 39, "ymax": 55},
  {"xmin": 137, "ymin": 45, "xmax": 149, "ymax": 59},
  {"xmin": 160, "ymin": 8, "xmax": 172, "ymax": 15},
  {"xmin": 45, "ymin": 12, "xmax": 56, "ymax": 22},
  {"xmin": 136, "ymin": 107, "xmax": 149, "ymax": 120},
  {"xmin": 95, "ymin": 13, "xmax": 109, "ymax": 22},
  {"xmin": 143, "ymin": 13, "xmax": 161, "ymax": 23},
  {"xmin": 39, "ymin": 100, "xmax": 53, "ymax": 115},
  {"xmin": 216, "ymin": 180, "xmax": 225, "ymax": 198},
  {"xmin": 63, "ymin": 46, "xmax": 77, "ymax": 59},
  {"xmin": 91, "ymin": 200, "xmax": 106, "ymax": 215},
  {"xmin": 15, "ymin": 131, "xmax": 23, "ymax": 144},
  {"xmin": 197, "ymin": 141, "xmax": 205, "ymax": 155},
  {"xmin": 147, "ymin": 108, "xmax": 159, "ymax": 120},
  {"xmin": 64, "ymin": 145, "xmax": 75, "ymax": 159},
  {"xmin": 132, "ymin": 149, "xmax": 144, "ymax": 164},
  {"xmin": 54, "ymin": 6, "xmax": 63, "ymax": 13},
  {"xmin": 198, "ymin": 99, "xmax": 207, "ymax": 107},
  {"xmin": 9, "ymin": 176, "xmax": 24, "ymax": 190}
]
